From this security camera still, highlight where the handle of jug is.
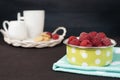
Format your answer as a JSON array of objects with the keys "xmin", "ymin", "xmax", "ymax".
[
  {"xmin": 3, "ymin": 20, "xmax": 9, "ymax": 32},
  {"xmin": 17, "ymin": 12, "xmax": 24, "ymax": 21}
]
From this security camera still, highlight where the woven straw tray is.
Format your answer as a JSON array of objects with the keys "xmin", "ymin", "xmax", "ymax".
[{"xmin": 0, "ymin": 27, "xmax": 67, "ymax": 48}]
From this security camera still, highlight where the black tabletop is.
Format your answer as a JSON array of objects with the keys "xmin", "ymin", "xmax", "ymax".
[{"xmin": 0, "ymin": 35, "xmax": 120, "ymax": 80}]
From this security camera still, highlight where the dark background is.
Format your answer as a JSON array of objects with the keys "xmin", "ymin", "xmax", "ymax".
[{"xmin": 0, "ymin": 0, "xmax": 120, "ymax": 37}]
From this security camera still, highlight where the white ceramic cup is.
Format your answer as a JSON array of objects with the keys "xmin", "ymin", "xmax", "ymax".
[
  {"xmin": 3, "ymin": 20, "xmax": 28, "ymax": 40},
  {"xmin": 17, "ymin": 10, "xmax": 45, "ymax": 38}
]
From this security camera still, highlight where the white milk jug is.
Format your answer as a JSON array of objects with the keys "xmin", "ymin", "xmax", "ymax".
[
  {"xmin": 17, "ymin": 10, "xmax": 45, "ymax": 38},
  {"xmin": 3, "ymin": 20, "xmax": 28, "ymax": 40}
]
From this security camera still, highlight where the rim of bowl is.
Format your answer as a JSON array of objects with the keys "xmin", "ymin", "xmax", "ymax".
[{"xmin": 63, "ymin": 38, "xmax": 117, "ymax": 49}]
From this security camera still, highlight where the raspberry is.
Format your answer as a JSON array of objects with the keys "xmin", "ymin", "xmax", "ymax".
[
  {"xmin": 79, "ymin": 32, "xmax": 90, "ymax": 41},
  {"xmin": 68, "ymin": 36, "xmax": 77, "ymax": 43},
  {"xmin": 96, "ymin": 32, "xmax": 106, "ymax": 39},
  {"xmin": 80, "ymin": 40, "xmax": 92, "ymax": 47},
  {"xmin": 79, "ymin": 32, "xmax": 87, "ymax": 38},
  {"xmin": 69, "ymin": 38, "xmax": 80, "ymax": 46},
  {"xmin": 102, "ymin": 37, "xmax": 112, "ymax": 46},
  {"xmin": 52, "ymin": 34, "xmax": 59, "ymax": 40},
  {"xmin": 91, "ymin": 36, "xmax": 102, "ymax": 46},
  {"xmin": 88, "ymin": 31, "xmax": 97, "ymax": 39},
  {"xmin": 46, "ymin": 32, "xmax": 52, "ymax": 38},
  {"xmin": 98, "ymin": 43, "xmax": 103, "ymax": 47}
]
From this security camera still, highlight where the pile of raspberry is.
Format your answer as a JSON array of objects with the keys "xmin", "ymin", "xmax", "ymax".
[
  {"xmin": 68, "ymin": 31, "xmax": 112, "ymax": 47},
  {"xmin": 47, "ymin": 32, "xmax": 59, "ymax": 40}
]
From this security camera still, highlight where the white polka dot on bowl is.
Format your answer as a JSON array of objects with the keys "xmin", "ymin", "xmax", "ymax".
[
  {"xmin": 95, "ymin": 58, "xmax": 101, "ymax": 64},
  {"xmin": 82, "ymin": 62, "xmax": 88, "ymax": 66},
  {"xmin": 81, "ymin": 52, "xmax": 88, "ymax": 59},
  {"xmin": 71, "ymin": 57, "xmax": 76, "ymax": 62},
  {"xmin": 72, "ymin": 48, "xmax": 76, "ymax": 53},
  {"xmin": 95, "ymin": 49, "xmax": 101, "ymax": 55},
  {"xmin": 106, "ymin": 51, "xmax": 111, "ymax": 57}
]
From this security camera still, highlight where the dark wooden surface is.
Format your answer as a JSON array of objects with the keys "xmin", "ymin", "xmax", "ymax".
[{"xmin": 0, "ymin": 35, "xmax": 120, "ymax": 80}]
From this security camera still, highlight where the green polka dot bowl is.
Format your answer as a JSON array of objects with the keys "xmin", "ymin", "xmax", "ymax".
[{"xmin": 63, "ymin": 39, "xmax": 116, "ymax": 67}]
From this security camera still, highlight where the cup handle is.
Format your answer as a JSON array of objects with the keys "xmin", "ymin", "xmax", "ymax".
[
  {"xmin": 17, "ymin": 12, "xmax": 24, "ymax": 21},
  {"xmin": 52, "ymin": 27, "xmax": 67, "ymax": 37},
  {"xmin": 3, "ymin": 20, "xmax": 9, "ymax": 32}
]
